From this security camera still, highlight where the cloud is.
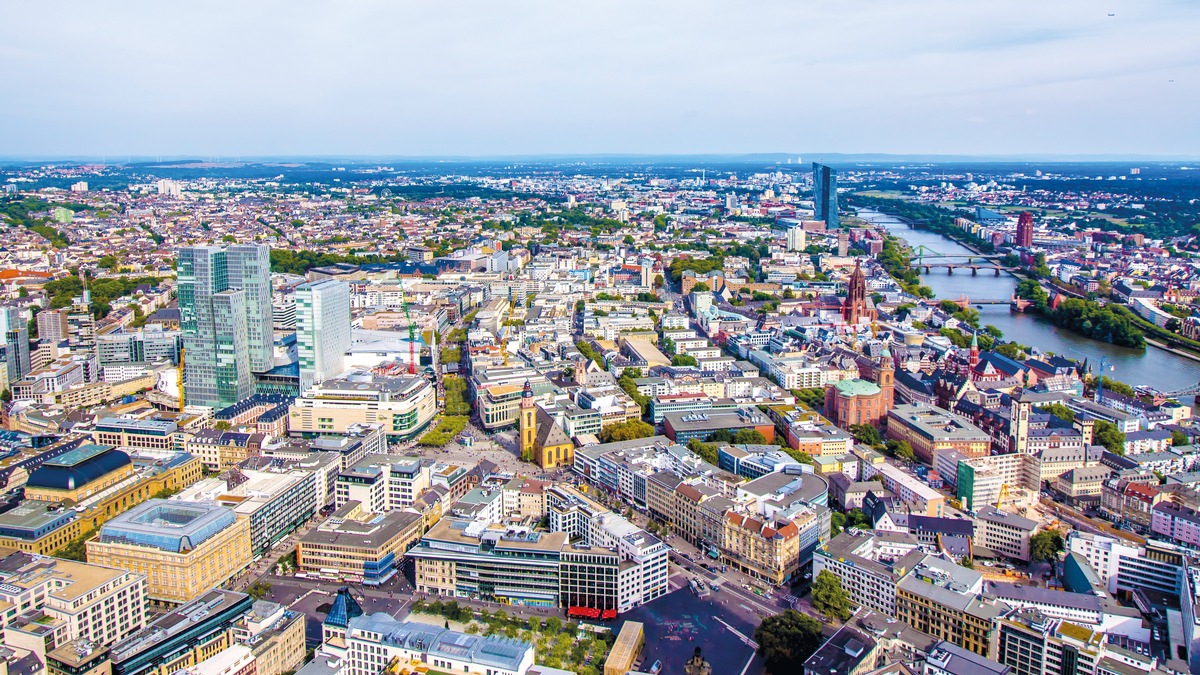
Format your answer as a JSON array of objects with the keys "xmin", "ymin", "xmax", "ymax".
[{"xmin": 1, "ymin": 0, "xmax": 1197, "ymax": 156}]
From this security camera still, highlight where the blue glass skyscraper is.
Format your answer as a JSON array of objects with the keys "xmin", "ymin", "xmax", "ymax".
[{"xmin": 813, "ymin": 162, "xmax": 839, "ymax": 229}]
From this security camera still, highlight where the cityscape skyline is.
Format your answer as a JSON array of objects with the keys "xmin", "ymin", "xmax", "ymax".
[{"xmin": 3, "ymin": 1, "xmax": 1197, "ymax": 157}]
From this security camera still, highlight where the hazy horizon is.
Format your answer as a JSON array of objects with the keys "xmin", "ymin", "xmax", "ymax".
[{"xmin": 3, "ymin": 1, "xmax": 1198, "ymax": 158}]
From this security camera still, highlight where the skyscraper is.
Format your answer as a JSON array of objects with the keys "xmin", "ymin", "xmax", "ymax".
[
  {"xmin": 296, "ymin": 279, "xmax": 350, "ymax": 391},
  {"xmin": 0, "ymin": 307, "xmax": 29, "ymax": 387},
  {"xmin": 225, "ymin": 245, "xmax": 274, "ymax": 373},
  {"xmin": 813, "ymin": 162, "xmax": 839, "ymax": 229},
  {"xmin": 1015, "ymin": 211, "xmax": 1034, "ymax": 248},
  {"xmin": 178, "ymin": 245, "xmax": 272, "ymax": 408},
  {"xmin": 786, "ymin": 224, "xmax": 807, "ymax": 252}
]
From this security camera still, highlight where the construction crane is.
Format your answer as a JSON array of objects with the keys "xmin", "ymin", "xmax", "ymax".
[
  {"xmin": 398, "ymin": 288, "xmax": 417, "ymax": 375},
  {"xmin": 996, "ymin": 483, "xmax": 1009, "ymax": 509},
  {"xmin": 502, "ymin": 289, "xmax": 515, "ymax": 367}
]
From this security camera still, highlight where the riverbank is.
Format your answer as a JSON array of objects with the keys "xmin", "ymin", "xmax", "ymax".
[
  {"xmin": 1144, "ymin": 338, "xmax": 1200, "ymax": 364},
  {"xmin": 857, "ymin": 207, "xmax": 1200, "ymax": 396}
]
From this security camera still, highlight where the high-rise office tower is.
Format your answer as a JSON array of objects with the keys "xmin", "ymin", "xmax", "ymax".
[
  {"xmin": 178, "ymin": 245, "xmax": 272, "ymax": 408},
  {"xmin": 813, "ymin": 162, "xmax": 839, "ymax": 229},
  {"xmin": 0, "ymin": 307, "xmax": 29, "ymax": 386},
  {"xmin": 225, "ymin": 245, "xmax": 274, "ymax": 373},
  {"xmin": 296, "ymin": 279, "xmax": 350, "ymax": 391}
]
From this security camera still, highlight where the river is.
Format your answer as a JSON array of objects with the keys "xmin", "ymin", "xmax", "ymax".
[{"xmin": 858, "ymin": 210, "xmax": 1200, "ymax": 397}]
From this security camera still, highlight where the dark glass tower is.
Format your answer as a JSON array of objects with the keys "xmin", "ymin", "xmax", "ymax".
[{"xmin": 813, "ymin": 162, "xmax": 839, "ymax": 229}]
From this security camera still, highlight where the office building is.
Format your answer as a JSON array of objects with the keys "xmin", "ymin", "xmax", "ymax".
[
  {"xmin": 411, "ymin": 514, "xmax": 667, "ymax": 613},
  {"xmin": 289, "ymin": 372, "xmax": 436, "ymax": 439},
  {"xmin": 296, "ymin": 279, "xmax": 351, "ymax": 391},
  {"xmin": 813, "ymin": 162, "xmax": 839, "ymax": 229},
  {"xmin": 996, "ymin": 608, "xmax": 1104, "ymax": 675},
  {"xmin": 173, "ymin": 468, "xmax": 317, "ymax": 557},
  {"xmin": 973, "ymin": 506, "xmax": 1039, "ymax": 562},
  {"xmin": 178, "ymin": 245, "xmax": 272, "ymax": 408},
  {"xmin": 924, "ymin": 642, "xmax": 1010, "ymax": 675},
  {"xmin": 895, "ymin": 556, "xmax": 1009, "ymax": 656},
  {"xmin": 0, "ymin": 306, "xmax": 30, "ymax": 386},
  {"xmin": 109, "ymin": 589, "xmax": 254, "ymax": 675},
  {"xmin": 887, "ymin": 404, "xmax": 990, "ymax": 465},
  {"xmin": 345, "ymin": 614, "xmax": 534, "ymax": 675},
  {"xmin": 86, "ymin": 499, "xmax": 253, "ymax": 605},
  {"xmin": 297, "ymin": 502, "xmax": 424, "ymax": 585}
]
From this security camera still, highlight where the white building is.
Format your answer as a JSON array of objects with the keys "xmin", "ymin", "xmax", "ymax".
[{"xmin": 296, "ymin": 279, "xmax": 351, "ymax": 391}]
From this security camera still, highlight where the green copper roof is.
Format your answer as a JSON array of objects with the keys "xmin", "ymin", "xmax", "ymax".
[{"xmin": 833, "ymin": 379, "xmax": 881, "ymax": 397}]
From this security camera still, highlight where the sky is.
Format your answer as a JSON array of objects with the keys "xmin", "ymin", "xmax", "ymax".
[{"xmin": 2, "ymin": 0, "xmax": 1198, "ymax": 158}]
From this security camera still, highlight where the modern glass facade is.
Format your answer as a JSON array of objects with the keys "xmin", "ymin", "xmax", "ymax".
[
  {"xmin": 178, "ymin": 245, "xmax": 272, "ymax": 408},
  {"xmin": 813, "ymin": 162, "xmax": 839, "ymax": 229}
]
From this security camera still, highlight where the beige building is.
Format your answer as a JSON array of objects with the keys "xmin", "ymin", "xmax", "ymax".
[
  {"xmin": 974, "ymin": 506, "xmax": 1040, "ymax": 562},
  {"xmin": 0, "ymin": 550, "xmax": 147, "ymax": 646},
  {"xmin": 288, "ymin": 374, "xmax": 436, "ymax": 439},
  {"xmin": 722, "ymin": 512, "xmax": 801, "ymax": 585},
  {"xmin": 233, "ymin": 601, "xmax": 306, "ymax": 675},
  {"xmin": 86, "ymin": 499, "xmax": 252, "ymax": 605},
  {"xmin": 1054, "ymin": 465, "xmax": 1113, "ymax": 500}
]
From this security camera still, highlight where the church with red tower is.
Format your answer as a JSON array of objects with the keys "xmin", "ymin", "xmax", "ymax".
[{"xmin": 842, "ymin": 260, "xmax": 875, "ymax": 325}]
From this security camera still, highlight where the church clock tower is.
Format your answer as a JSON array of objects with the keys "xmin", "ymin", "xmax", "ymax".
[{"xmin": 519, "ymin": 380, "xmax": 536, "ymax": 460}]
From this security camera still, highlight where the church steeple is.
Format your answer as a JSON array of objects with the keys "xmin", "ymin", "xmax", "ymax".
[{"xmin": 968, "ymin": 332, "xmax": 980, "ymax": 372}]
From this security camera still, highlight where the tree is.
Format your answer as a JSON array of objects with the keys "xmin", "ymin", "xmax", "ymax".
[
  {"xmin": 653, "ymin": 274, "xmax": 664, "ymax": 288},
  {"xmin": 1093, "ymin": 419, "xmax": 1126, "ymax": 455},
  {"xmin": 849, "ymin": 424, "xmax": 883, "ymax": 448},
  {"xmin": 960, "ymin": 557, "xmax": 975, "ymax": 569},
  {"xmin": 672, "ymin": 354, "xmax": 698, "ymax": 367},
  {"xmin": 599, "ymin": 419, "xmax": 655, "ymax": 443},
  {"xmin": 830, "ymin": 511, "xmax": 846, "ymax": 537},
  {"xmin": 1172, "ymin": 430, "xmax": 1189, "ymax": 447},
  {"xmin": 755, "ymin": 610, "xmax": 824, "ymax": 674},
  {"xmin": 687, "ymin": 438, "xmax": 719, "ymax": 464},
  {"xmin": 248, "ymin": 581, "xmax": 272, "ymax": 599},
  {"xmin": 213, "ymin": 420, "xmax": 232, "ymax": 431},
  {"xmin": 1030, "ymin": 530, "xmax": 1065, "ymax": 566},
  {"xmin": 1039, "ymin": 403, "xmax": 1075, "ymax": 423},
  {"xmin": 810, "ymin": 570, "xmax": 852, "ymax": 620},
  {"xmin": 845, "ymin": 508, "xmax": 872, "ymax": 529},
  {"xmin": 691, "ymin": 282, "xmax": 710, "ymax": 292},
  {"xmin": 732, "ymin": 429, "xmax": 770, "ymax": 445}
]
